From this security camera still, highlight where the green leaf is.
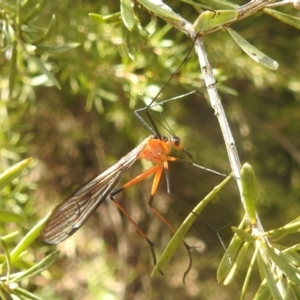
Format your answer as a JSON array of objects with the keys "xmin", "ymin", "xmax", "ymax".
[
  {"xmin": 30, "ymin": 56, "xmax": 61, "ymax": 89},
  {"xmin": 218, "ymin": 234, "xmax": 243, "ymax": 282},
  {"xmin": 137, "ymin": 0, "xmax": 181, "ymax": 21},
  {"xmin": 21, "ymin": 0, "xmax": 46, "ymax": 23},
  {"xmin": 241, "ymin": 247, "xmax": 259, "ymax": 299},
  {"xmin": 226, "ymin": 27, "xmax": 279, "ymax": 70},
  {"xmin": 257, "ymin": 248, "xmax": 283, "ymax": 300},
  {"xmin": 36, "ymin": 43, "xmax": 80, "ymax": 54},
  {"xmin": 262, "ymin": 220, "xmax": 300, "ymax": 238},
  {"xmin": 32, "ymin": 14, "xmax": 56, "ymax": 44},
  {"xmin": 89, "ymin": 12, "xmax": 122, "ymax": 24},
  {"xmin": 241, "ymin": 163, "xmax": 257, "ymax": 225},
  {"xmin": 253, "ymin": 279, "xmax": 271, "ymax": 300},
  {"xmin": 263, "ymin": 8, "xmax": 300, "ymax": 31},
  {"xmin": 0, "ymin": 211, "xmax": 25, "ymax": 223},
  {"xmin": 281, "ymin": 244, "xmax": 300, "ymax": 266},
  {"xmin": 8, "ymin": 41, "xmax": 17, "ymax": 98},
  {"xmin": 217, "ymin": 216, "xmax": 246, "ymax": 282},
  {"xmin": 0, "ymin": 157, "xmax": 33, "ymax": 191},
  {"xmin": 9, "ymin": 250, "xmax": 60, "ymax": 282},
  {"xmin": 231, "ymin": 227, "xmax": 256, "ymax": 243},
  {"xmin": 11, "ymin": 287, "xmax": 40, "ymax": 300},
  {"xmin": 10, "ymin": 215, "xmax": 49, "ymax": 264},
  {"xmin": 287, "ymin": 282, "xmax": 300, "ymax": 299},
  {"xmin": 121, "ymin": 0, "xmax": 135, "ymax": 31},
  {"xmin": 0, "ymin": 288, "xmax": 14, "ymax": 300},
  {"xmin": 151, "ymin": 175, "xmax": 232, "ymax": 277},
  {"xmin": 1, "ymin": 232, "xmax": 19, "ymax": 243},
  {"xmin": 0, "ymin": 239, "xmax": 11, "ymax": 280},
  {"xmin": 223, "ymin": 241, "xmax": 250, "ymax": 285},
  {"xmin": 260, "ymin": 241, "xmax": 300, "ymax": 285},
  {"xmin": 194, "ymin": 10, "xmax": 238, "ymax": 32},
  {"xmin": 196, "ymin": 0, "xmax": 238, "ymax": 10}
]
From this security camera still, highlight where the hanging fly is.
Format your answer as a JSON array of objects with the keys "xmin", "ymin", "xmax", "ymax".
[{"xmin": 40, "ymin": 34, "xmax": 223, "ymax": 280}]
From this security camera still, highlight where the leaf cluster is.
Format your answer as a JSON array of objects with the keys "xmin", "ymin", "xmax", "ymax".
[{"xmin": 1, "ymin": 0, "xmax": 300, "ymax": 299}]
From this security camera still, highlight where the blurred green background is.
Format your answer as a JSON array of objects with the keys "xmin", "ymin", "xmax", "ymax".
[{"xmin": 1, "ymin": 0, "xmax": 300, "ymax": 299}]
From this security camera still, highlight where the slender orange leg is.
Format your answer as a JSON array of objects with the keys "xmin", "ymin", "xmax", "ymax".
[
  {"xmin": 147, "ymin": 159, "xmax": 193, "ymax": 282},
  {"xmin": 110, "ymin": 156, "xmax": 193, "ymax": 280},
  {"xmin": 110, "ymin": 165, "xmax": 162, "ymax": 270}
]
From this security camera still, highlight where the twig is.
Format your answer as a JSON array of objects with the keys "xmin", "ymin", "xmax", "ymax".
[{"xmin": 137, "ymin": 0, "xmax": 268, "ymax": 231}]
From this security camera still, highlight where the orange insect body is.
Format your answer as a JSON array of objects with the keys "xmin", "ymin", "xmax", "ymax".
[{"xmin": 139, "ymin": 136, "xmax": 183, "ymax": 165}]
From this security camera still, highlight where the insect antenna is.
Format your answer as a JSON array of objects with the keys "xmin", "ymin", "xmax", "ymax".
[{"xmin": 135, "ymin": 34, "xmax": 199, "ymax": 138}]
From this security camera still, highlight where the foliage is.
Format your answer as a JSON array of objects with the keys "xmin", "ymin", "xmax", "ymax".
[{"xmin": 1, "ymin": 0, "xmax": 300, "ymax": 299}]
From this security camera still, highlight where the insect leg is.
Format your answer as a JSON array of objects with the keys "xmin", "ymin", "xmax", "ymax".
[
  {"xmin": 110, "ymin": 165, "xmax": 163, "ymax": 273},
  {"xmin": 146, "ymin": 161, "xmax": 193, "ymax": 282}
]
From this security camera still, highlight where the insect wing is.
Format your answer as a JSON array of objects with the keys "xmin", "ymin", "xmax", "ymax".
[{"xmin": 41, "ymin": 138, "xmax": 150, "ymax": 244}]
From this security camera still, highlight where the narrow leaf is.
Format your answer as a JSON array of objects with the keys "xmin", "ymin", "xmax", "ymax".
[
  {"xmin": 263, "ymin": 8, "xmax": 300, "ymax": 30},
  {"xmin": 262, "ymin": 242, "xmax": 300, "ymax": 285},
  {"xmin": 231, "ymin": 227, "xmax": 256, "ymax": 243},
  {"xmin": 11, "ymin": 287, "xmax": 40, "ymax": 300},
  {"xmin": 241, "ymin": 247, "xmax": 259, "ymax": 300},
  {"xmin": 241, "ymin": 163, "xmax": 257, "ymax": 225},
  {"xmin": 137, "ymin": 0, "xmax": 181, "ymax": 21},
  {"xmin": 121, "ymin": 0, "xmax": 135, "ymax": 31},
  {"xmin": 281, "ymin": 245, "xmax": 300, "ymax": 266},
  {"xmin": 151, "ymin": 175, "xmax": 231, "ymax": 277},
  {"xmin": 36, "ymin": 43, "xmax": 80, "ymax": 54},
  {"xmin": 262, "ymin": 220, "xmax": 300, "ymax": 238},
  {"xmin": 0, "ymin": 288, "xmax": 13, "ymax": 300},
  {"xmin": 10, "ymin": 215, "xmax": 49, "ymax": 264},
  {"xmin": 226, "ymin": 27, "xmax": 279, "ymax": 70},
  {"xmin": 1, "ymin": 232, "xmax": 19, "ymax": 243},
  {"xmin": 33, "ymin": 14, "xmax": 56, "ymax": 44},
  {"xmin": 21, "ymin": 0, "xmax": 46, "ymax": 23},
  {"xmin": 198, "ymin": 0, "xmax": 238, "ymax": 10},
  {"xmin": 30, "ymin": 56, "xmax": 61, "ymax": 89},
  {"xmin": 8, "ymin": 41, "xmax": 17, "ymax": 98},
  {"xmin": 0, "ymin": 157, "xmax": 33, "ymax": 191},
  {"xmin": 0, "ymin": 211, "xmax": 25, "ymax": 223},
  {"xmin": 288, "ymin": 282, "xmax": 300, "ymax": 299},
  {"xmin": 258, "ymin": 248, "xmax": 283, "ymax": 300},
  {"xmin": 89, "ymin": 12, "xmax": 122, "ymax": 24},
  {"xmin": 10, "ymin": 250, "xmax": 60, "ymax": 282},
  {"xmin": 217, "ymin": 216, "xmax": 246, "ymax": 282},
  {"xmin": 194, "ymin": 10, "xmax": 238, "ymax": 32},
  {"xmin": 0, "ymin": 239, "xmax": 11, "ymax": 280},
  {"xmin": 223, "ymin": 242, "xmax": 250, "ymax": 285},
  {"xmin": 218, "ymin": 234, "xmax": 243, "ymax": 282},
  {"xmin": 253, "ymin": 280, "xmax": 271, "ymax": 300}
]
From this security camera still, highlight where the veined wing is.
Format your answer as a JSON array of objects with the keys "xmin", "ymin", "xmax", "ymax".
[{"xmin": 40, "ymin": 137, "xmax": 150, "ymax": 244}]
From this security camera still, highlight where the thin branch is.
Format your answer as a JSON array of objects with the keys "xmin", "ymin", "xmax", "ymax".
[
  {"xmin": 137, "ymin": 0, "xmax": 268, "ymax": 233},
  {"xmin": 193, "ymin": 39, "xmax": 241, "ymax": 181}
]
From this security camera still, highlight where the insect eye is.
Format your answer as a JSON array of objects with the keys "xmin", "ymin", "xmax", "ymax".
[
  {"xmin": 171, "ymin": 136, "xmax": 181, "ymax": 146},
  {"xmin": 162, "ymin": 135, "xmax": 168, "ymax": 142}
]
